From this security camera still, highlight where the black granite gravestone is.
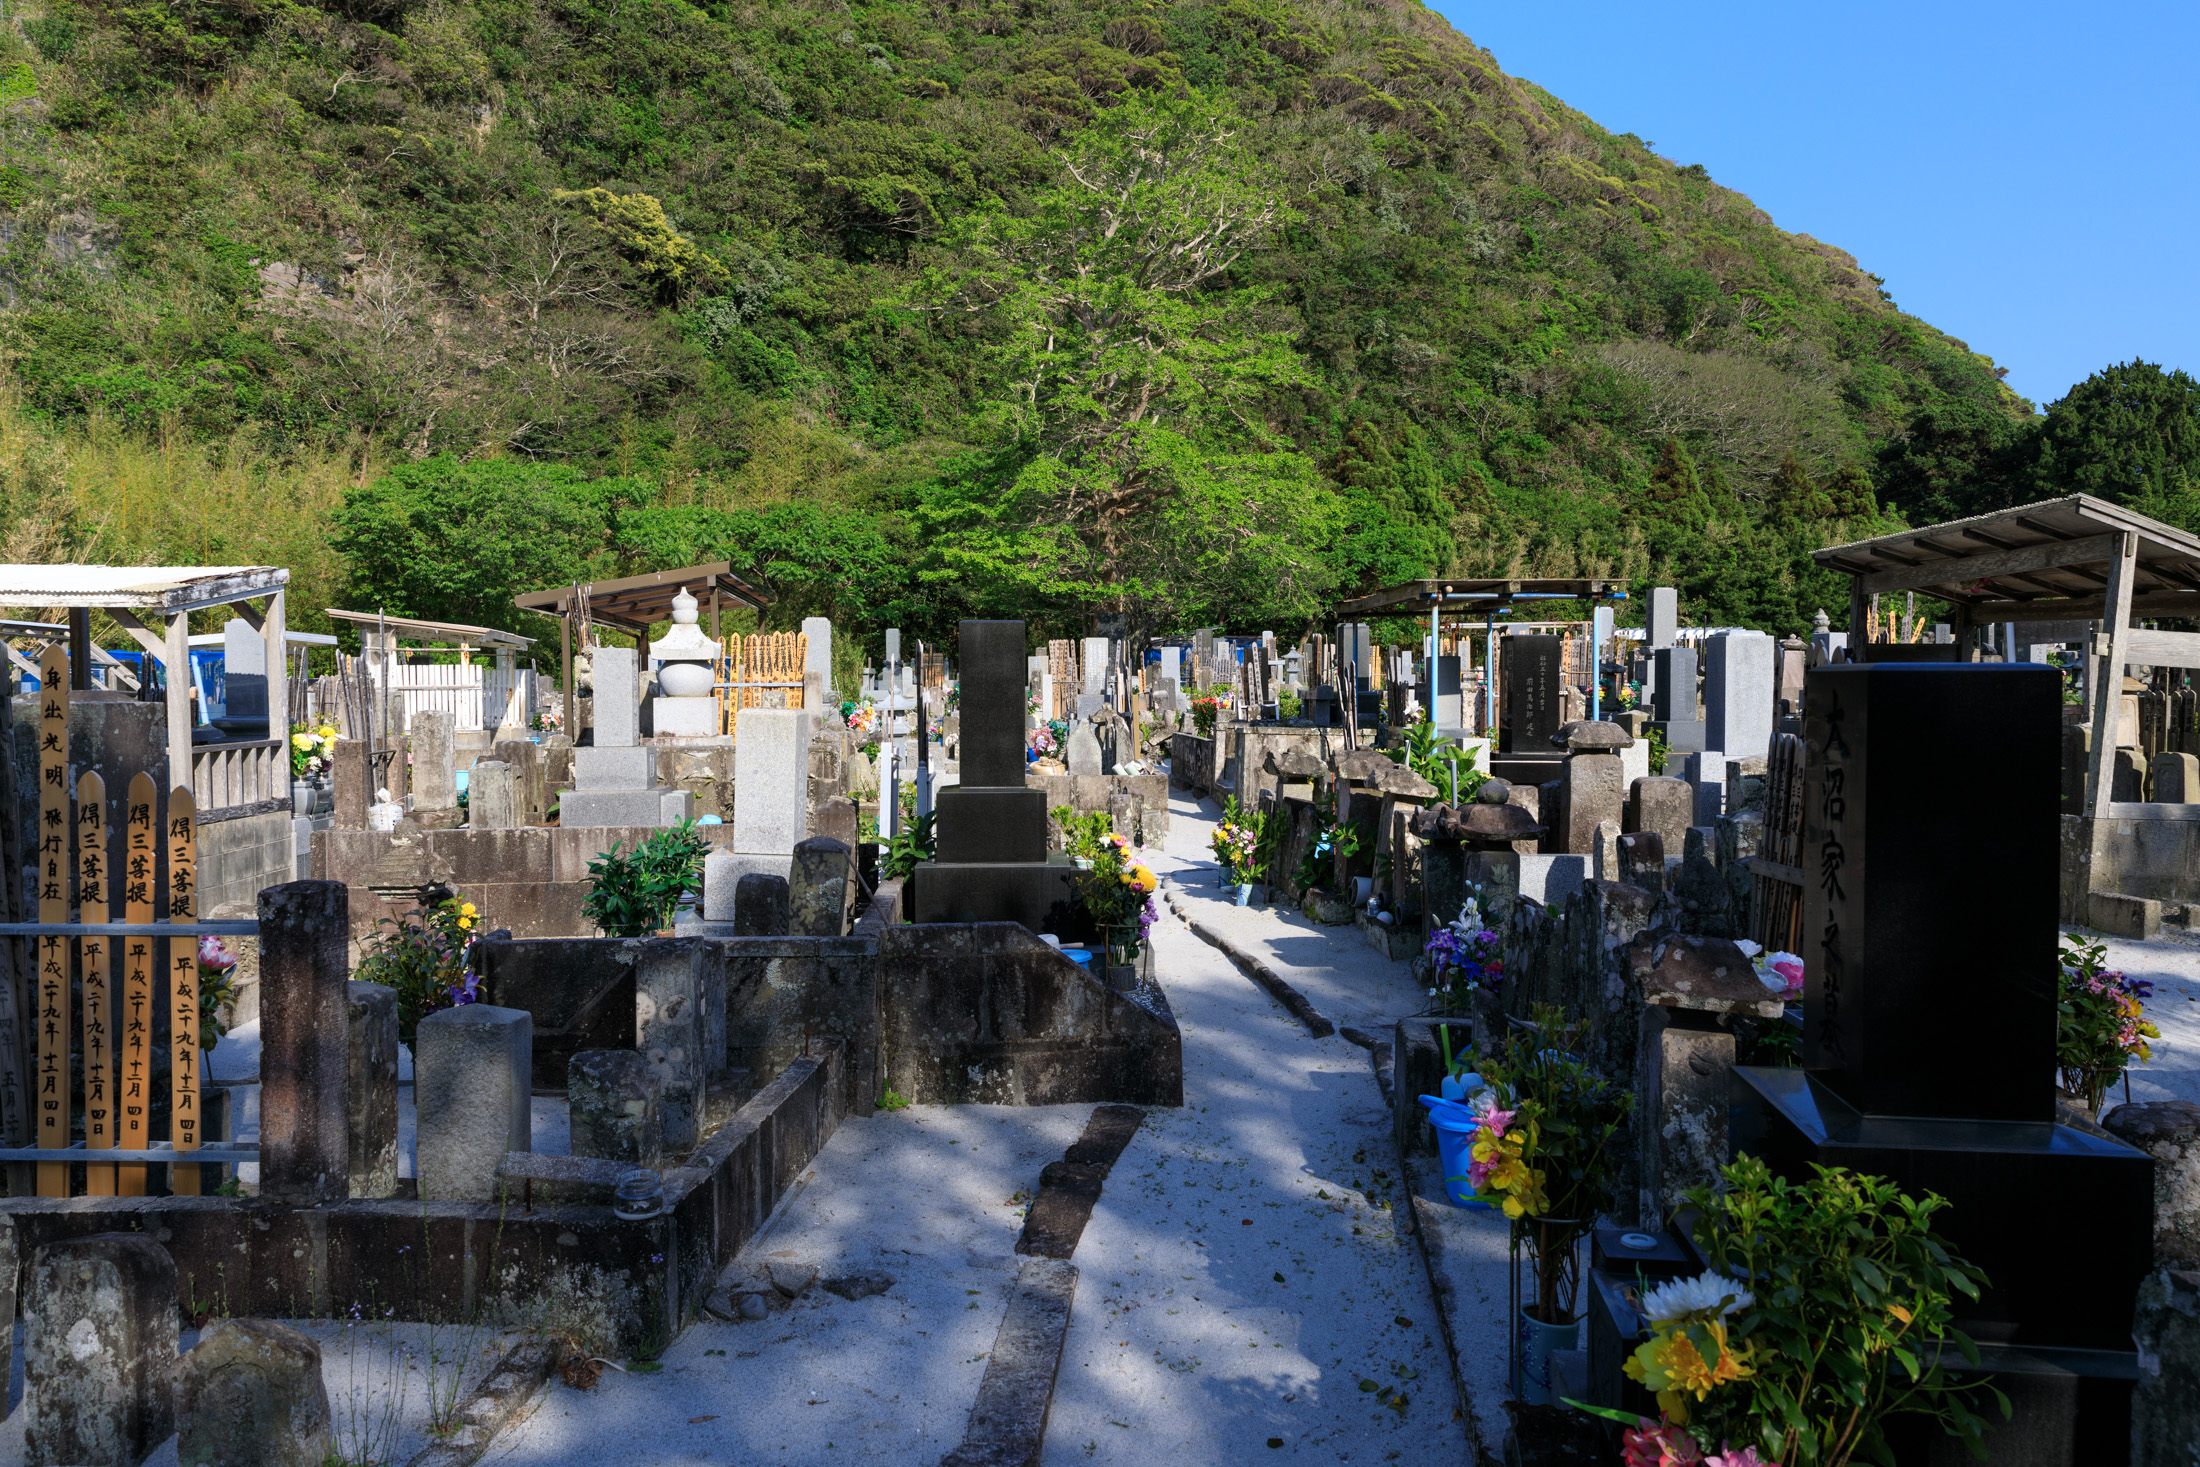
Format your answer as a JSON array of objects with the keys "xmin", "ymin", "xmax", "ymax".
[
  {"xmin": 1730, "ymin": 663, "xmax": 2151, "ymax": 1458},
  {"xmin": 912, "ymin": 620, "xmax": 1081, "ymax": 931},
  {"xmin": 1499, "ymin": 635, "xmax": 1562, "ymax": 754}
]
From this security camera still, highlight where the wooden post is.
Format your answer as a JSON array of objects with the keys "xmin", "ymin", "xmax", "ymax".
[
  {"xmin": 1950, "ymin": 603, "xmax": 1976, "ymax": 663},
  {"xmin": 1849, "ymin": 578, "xmax": 1870, "ymax": 665},
  {"xmin": 2087, "ymin": 532, "xmax": 2139, "ymax": 822},
  {"xmin": 77, "ymin": 772, "xmax": 114, "ymax": 1194},
  {"xmin": 120, "ymin": 775, "xmax": 156, "ymax": 1195},
  {"xmin": 36, "ymin": 645, "xmax": 69, "ymax": 1197},
  {"xmin": 263, "ymin": 590, "xmax": 287, "ymax": 768},
  {"xmin": 167, "ymin": 788, "xmax": 201, "ymax": 1194},
  {"xmin": 164, "ymin": 610, "xmax": 192, "ymax": 803}
]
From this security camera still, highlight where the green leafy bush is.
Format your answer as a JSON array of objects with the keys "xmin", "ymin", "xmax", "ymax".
[
  {"xmin": 582, "ymin": 821, "xmax": 711, "ymax": 937},
  {"xmin": 353, "ymin": 895, "xmax": 483, "ymax": 1044}
]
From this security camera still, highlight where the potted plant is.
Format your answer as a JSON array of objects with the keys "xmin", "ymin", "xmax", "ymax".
[
  {"xmin": 2056, "ymin": 931, "xmax": 2158, "ymax": 1112},
  {"xmin": 1457, "ymin": 1007, "xmax": 1631, "ymax": 1404},
  {"xmin": 581, "ymin": 819, "xmax": 711, "ymax": 937},
  {"xmin": 1597, "ymin": 1154, "xmax": 2005, "ymax": 1466}
]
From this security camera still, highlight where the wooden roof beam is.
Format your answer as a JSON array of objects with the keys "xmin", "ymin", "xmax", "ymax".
[{"xmin": 1856, "ymin": 532, "xmax": 2120, "ymax": 597}]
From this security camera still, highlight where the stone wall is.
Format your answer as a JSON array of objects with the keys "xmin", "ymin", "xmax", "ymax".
[
  {"xmin": 1167, "ymin": 732, "xmax": 1214, "ymax": 794},
  {"xmin": 2061, "ymin": 807, "xmax": 2200, "ymax": 922},
  {"xmin": 314, "ymin": 823, "xmax": 742, "ymax": 948},
  {"xmin": 195, "ymin": 809, "xmax": 297, "ymax": 914},
  {"xmin": 879, "ymin": 922, "xmax": 1183, "ymax": 1106},
  {"xmin": 1026, "ymin": 770, "xmax": 1171, "ymax": 845}
]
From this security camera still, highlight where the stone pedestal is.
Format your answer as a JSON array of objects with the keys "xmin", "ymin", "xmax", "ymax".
[
  {"xmin": 24, "ymin": 1233, "xmax": 179, "ymax": 1467},
  {"xmin": 176, "ymin": 1319, "xmax": 331, "ymax": 1467},
  {"xmin": 415, "ymin": 1004, "xmax": 532, "ymax": 1203}
]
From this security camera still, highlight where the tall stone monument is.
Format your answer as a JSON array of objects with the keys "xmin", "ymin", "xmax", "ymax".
[
  {"xmin": 1732, "ymin": 663, "xmax": 2151, "ymax": 1457},
  {"xmin": 561, "ymin": 647, "xmax": 695, "ymax": 828},
  {"xmin": 912, "ymin": 620, "xmax": 1077, "ymax": 928},
  {"xmin": 1649, "ymin": 644, "xmax": 1704, "ymax": 754},
  {"xmin": 1704, "ymin": 630, "xmax": 1775, "ymax": 761},
  {"xmin": 1498, "ymin": 635, "xmax": 1562, "ymax": 754}
]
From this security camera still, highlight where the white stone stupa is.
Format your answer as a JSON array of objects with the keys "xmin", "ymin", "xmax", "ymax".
[{"xmin": 649, "ymin": 587, "xmax": 720, "ymax": 737}]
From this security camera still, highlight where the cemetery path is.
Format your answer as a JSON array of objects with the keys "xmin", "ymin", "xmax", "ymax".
[
  {"xmin": 1149, "ymin": 792, "xmax": 1433, "ymax": 1037},
  {"xmin": 2092, "ymin": 930, "xmax": 2200, "ymax": 1112},
  {"xmin": 1033, "ymin": 790, "xmax": 1479, "ymax": 1466}
]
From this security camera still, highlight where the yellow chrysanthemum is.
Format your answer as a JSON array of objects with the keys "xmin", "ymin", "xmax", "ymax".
[
  {"xmin": 1622, "ymin": 1320, "xmax": 1753, "ymax": 1424},
  {"xmin": 460, "ymin": 902, "xmax": 477, "ymax": 917}
]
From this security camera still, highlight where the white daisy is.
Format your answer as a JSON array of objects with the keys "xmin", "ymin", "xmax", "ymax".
[{"xmin": 1638, "ymin": 1270, "xmax": 1754, "ymax": 1322}]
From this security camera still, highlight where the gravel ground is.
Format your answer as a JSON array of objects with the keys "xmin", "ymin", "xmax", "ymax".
[
  {"xmin": 486, "ymin": 1101, "xmax": 1094, "ymax": 1466},
  {"xmin": 1037, "ymin": 788, "xmax": 1474, "ymax": 1466}
]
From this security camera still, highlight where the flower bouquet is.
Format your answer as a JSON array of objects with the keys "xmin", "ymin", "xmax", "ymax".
[
  {"xmin": 1584, "ymin": 1155, "xmax": 2003, "ymax": 1467},
  {"xmin": 1735, "ymin": 939, "xmax": 1804, "ymax": 1000},
  {"xmin": 2056, "ymin": 932, "xmax": 2158, "ymax": 1111},
  {"xmin": 1074, "ymin": 833, "xmax": 1158, "ymax": 969},
  {"xmin": 1210, "ymin": 796, "xmax": 1269, "ymax": 891},
  {"xmin": 1457, "ymin": 1008, "xmax": 1631, "ymax": 1327},
  {"xmin": 289, "ymin": 723, "xmax": 339, "ymax": 779},
  {"xmin": 1424, "ymin": 888, "xmax": 1502, "ymax": 1014},
  {"xmin": 1190, "ymin": 695, "xmax": 1222, "ymax": 738}
]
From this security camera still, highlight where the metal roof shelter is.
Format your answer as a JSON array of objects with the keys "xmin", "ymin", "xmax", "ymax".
[
  {"xmin": 1811, "ymin": 494, "xmax": 2200, "ymax": 827},
  {"xmin": 512, "ymin": 563, "xmax": 772, "ymax": 739},
  {"xmin": 1337, "ymin": 577, "xmax": 1631, "ymax": 730},
  {"xmin": 0, "ymin": 564, "xmax": 291, "ymax": 797}
]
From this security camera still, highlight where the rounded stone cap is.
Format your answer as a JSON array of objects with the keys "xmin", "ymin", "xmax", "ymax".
[
  {"xmin": 1550, "ymin": 719, "xmax": 1634, "ymax": 752},
  {"xmin": 1476, "ymin": 777, "xmax": 1512, "ymax": 805},
  {"xmin": 1411, "ymin": 800, "xmax": 1542, "ymax": 842},
  {"xmin": 2101, "ymin": 1099, "xmax": 2200, "ymax": 1147}
]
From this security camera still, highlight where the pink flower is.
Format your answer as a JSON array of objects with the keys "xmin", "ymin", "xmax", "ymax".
[
  {"xmin": 197, "ymin": 935, "xmax": 238, "ymax": 969},
  {"xmin": 1622, "ymin": 1420, "xmax": 1704, "ymax": 1466},
  {"xmin": 1708, "ymin": 1449, "xmax": 1778, "ymax": 1467}
]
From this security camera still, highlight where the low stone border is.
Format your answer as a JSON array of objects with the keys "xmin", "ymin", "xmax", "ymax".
[
  {"xmin": 1160, "ymin": 881, "xmax": 1335, "ymax": 1037},
  {"xmin": 405, "ymin": 1337, "xmax": 560, "ymax": 1467},
  {"xmin": 940, "ymin": 1257, "xmax": 1080, "ymax": 1467},
  {"xmin": 1015, "ymin": 1104, "xmax": 1145, "ymax": 1259},
  {"xmin": 1340, "ymin": 1027, "xmax": 1396, "ymax": 1112}
]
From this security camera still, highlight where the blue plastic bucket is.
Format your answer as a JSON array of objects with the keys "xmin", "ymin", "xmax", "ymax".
[
  {"xmin": 1061, "ymin": 948, "xmax": 1095, "ymax": 970},
  {"xmin": 1418, "ymin": 1094, "xmax": 1493, "ymax": 1210}
]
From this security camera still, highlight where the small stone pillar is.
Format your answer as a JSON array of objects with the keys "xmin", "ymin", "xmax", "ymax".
[
  {"xmin": 789, "ymin": 837, "xmax": 854, "ymax": 937},
  {"xmin": 1593, "ymin": 818, "xmax": 1621, "ymax": 883},
  {"xmin": 2152, "ymin": 752, "xmax": 2200, "ymax": 805},
  {"xmin": 176, "ymin": 1319, "xmax": 332, "ymax": 1467},
  {"xmin": 468, "ymin": 759, "xmax": 519, "ymax": 829},
  {"xmin": 412, "ymin": 710, "xmax": 458, "ymax": 812},
  {"xmin": 732, "ymin": 873, "xmax": 790, "ymax": 936},
  {"xmin": 1626, "ymin": 775, "xmax": 1693, "ymax": 853},
  {"xmin": 332, "ymin": 739, "xmax": 367, "ymax": 828},
  {"xmin": 1551, "ymin": 720, "xmax": 1631, "ymax": 855},
  {"xmin": 569, "ymin": 1049, "xmax": 666, "ymax": 1170},
  {"xmin": 636, "ymin": 939, "xmax": 707, "ymax": 1151},
  {"xmin": 2102, "ymin": 1100, "xmax": 2200, "ymax": 1266},
  {"xmin": 25, "ymin": 1232, "xmax": 179, "ymax": 1467},
  {"xmin": 2135, "ymin": 1267, "xmax": 2200, "ymax": 1463},
  {"xmin": 415, "ymin": 1004, "xmax": 532, "ymax": 1202},
  {"xmin": 495, "ymin": 738, "xmax": 545, "ymax": 823},
  {"xmin": 1617, "ymin": 830, "xmax": 1664, "ymax": 891},
  {"xmin": 259, "ymin": 881, "xmax": 351, "ymax": 1206},
  {"xmin": 347, "ymin": 981, "xmax": 401, "ymax": 1199}
]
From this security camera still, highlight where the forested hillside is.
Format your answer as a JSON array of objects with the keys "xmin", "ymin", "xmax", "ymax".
[{"xmin": 3, "ymin": 0, "xmax": 2175, "ymax": 649}]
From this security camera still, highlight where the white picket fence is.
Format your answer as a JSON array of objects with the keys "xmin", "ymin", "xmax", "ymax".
[{"xmin": 384, "ymin": 664, "xmax": 528, "ymax": 732}]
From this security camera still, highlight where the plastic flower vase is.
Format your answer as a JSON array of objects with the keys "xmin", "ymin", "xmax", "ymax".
[
  {"xmin": 1515, "ymin": 1307, "xmax": 1580, "ymax": 1405},
  {"xmin": 1416, "ymin": 1095, "xmax": 1493, "ymax": 1211},
  {"xmin": 1235, "ymin": 883, "xmax": 1255, "ymax": 907}
]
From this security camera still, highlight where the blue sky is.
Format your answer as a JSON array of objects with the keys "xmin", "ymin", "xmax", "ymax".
[{"xmin": 1423, "ymin": 0, "xmax": 2196, "ymax": 412}]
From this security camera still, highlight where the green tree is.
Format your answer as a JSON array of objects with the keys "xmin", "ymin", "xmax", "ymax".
[
  {"xmin": 2034, "ymin": 360, "xmax": 2200, "ymax": 518},
  {"xmin": 333, "ymin": 458, "xmax": 625, "ymax": 638}
]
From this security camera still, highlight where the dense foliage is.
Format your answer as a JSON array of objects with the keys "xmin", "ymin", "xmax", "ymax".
[{"xmin": 1, "ymin": 0, "xmax": 2190, "ymax": 646}]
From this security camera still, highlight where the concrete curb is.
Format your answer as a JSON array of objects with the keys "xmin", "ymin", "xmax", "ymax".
[
  {"xmin": 939, "ymin": 1256, "xmax": 1081, "ymax": 1467},
  {"xmin": 1016, "ymin": 1104, "xmax": 1145, "ymax": 1259},
  {"xmin": 403, "ymin": 1337, "xmax": 559, "ymax": 1467},
  {"xmin": 1341, "ymin": 1027, "xmax": 1397, "ymax": 1113},
  {"xmin": 1160, "ymin": 882, "xmax": 1336, "ymax": 1038},
  {"xmin": 1401, "ymin": 1157, "xmax": 1501, "ymax": 1467}
]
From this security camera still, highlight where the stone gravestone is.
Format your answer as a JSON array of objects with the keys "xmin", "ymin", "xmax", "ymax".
[
  {"xmin": 1552, "ymin": 720, "xmax": 1630, "ymax": 856},
  {"xmin": 732, "ymin": 872, "xmax": 790, "ymax": 935},
  {"xmin": 1705, "ymin": 631, "xmax": 1776, "ymax": 762},
  {"xmin": 701, "ymin": 707, "xmax": 815, "ymax": 924},
  {"xmin": 563, "ymin": 646, "xmax": 693, "ymax": 827},
  {"xmin": 635, "ymin": 939, "xmax": 708, "ymax": 1151},
  {"xmin": 1649, "ymin": 645, "xmax": 1704, "ymax": 753},
  {"xmin": 789, "ymin": 836, "xmax": 855, "ymax": 937},
  {"xmin": 1627, "ymin": 775, "xmax": 1693, "ymax": 856},
  {"xmin": 1432, "ymin": 655, "xmax": 1464, "ymax": 732},
  {"xmin": 1065, "ymin": 720, "xmax": 1103, "ymax": 776},
  {"xmin": 260, "ymin": 881, "xmax": 352, "ymax": 1207},
  {"xmin": 217, "ymin": 616, "xmax": 270, "ymax": 737},
  {"xmin": 411, "ymin": 710, "xmax": 458, "ymax": 813},
  {"xmin": 25, "ymin": 1232, "xmax": 179, "ymax": 1467},
  {"xmin": 1498, "ymin": 635, "xmax": 1563, "ymax": 754},
  {"xmin": 175, "ymin": 1319, "xmax": 332, "ymax": 1467},
  {"xmin": 1731, "ymin": 662, "xmax": 2152, "ymax": 1425},
  {"xmin": 1647, "ymin": 587, "xmax": 1678, "ymax": 648},
  {"xmin": 2151, "ymin": 751, "xmax": 2200, "ymax": 804},
  {"xmin": 468, "ymin": 759, "xmax": 519, "ymax": 829},
  {"xmin": 593, "ymin": 645, "xmax": 641, "ymax": 748}
]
